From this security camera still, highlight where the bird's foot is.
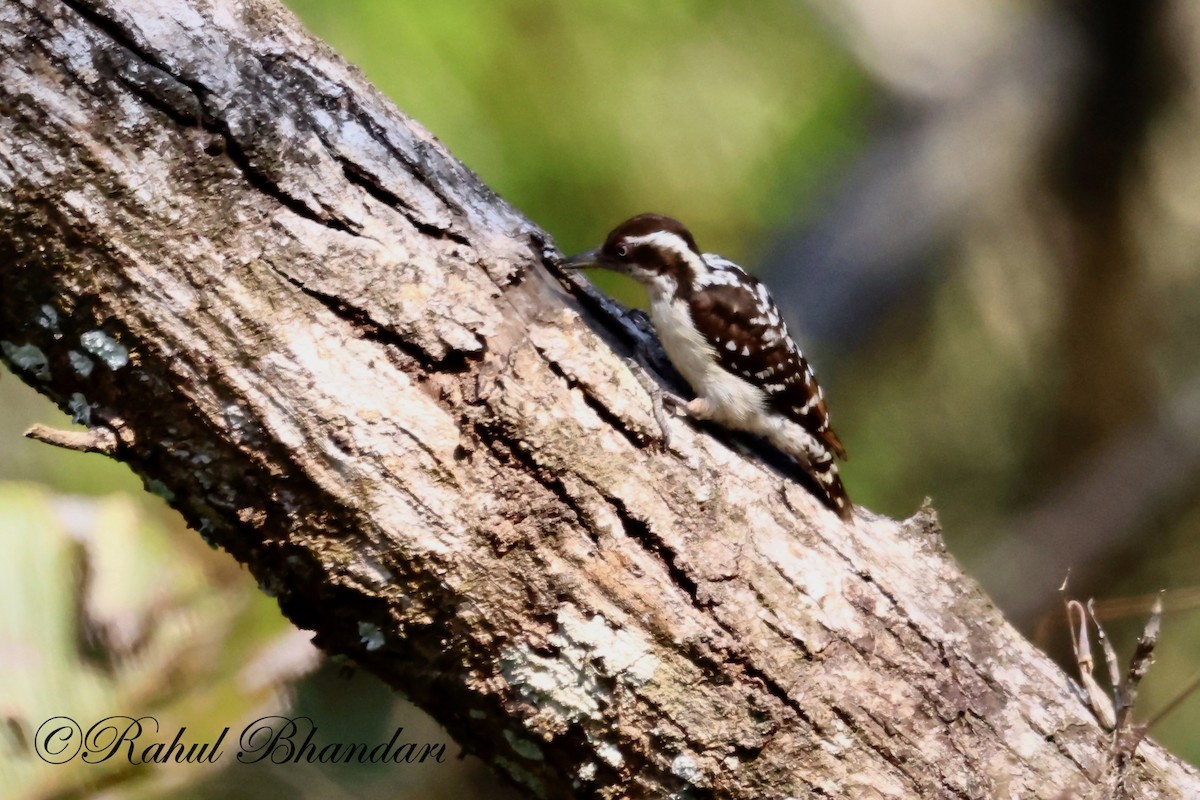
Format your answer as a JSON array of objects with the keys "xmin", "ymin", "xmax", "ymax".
[{"xmin": 624, "ymin": 357, "xmax": 687, "ymax": 452}]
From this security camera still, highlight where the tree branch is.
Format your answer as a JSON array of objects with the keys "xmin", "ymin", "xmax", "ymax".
[{"xmin": 2, "ymin": 0, "xmax": 1197, "ymax": 797}]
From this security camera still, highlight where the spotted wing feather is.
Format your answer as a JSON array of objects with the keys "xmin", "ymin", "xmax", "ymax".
[{"xmin": 687, "ymin": 257, "xmax": 847, "ymax": 460}]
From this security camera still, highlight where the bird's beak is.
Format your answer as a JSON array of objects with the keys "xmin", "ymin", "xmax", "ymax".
[{"xmin": 561, "ymin": 247, "xmax": 604, "ymax": 271}]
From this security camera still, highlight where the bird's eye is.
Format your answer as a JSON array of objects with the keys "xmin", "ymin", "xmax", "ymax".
[{"xmin": 615, "ymin": 244, "xmax": 630, "ymax": 258}]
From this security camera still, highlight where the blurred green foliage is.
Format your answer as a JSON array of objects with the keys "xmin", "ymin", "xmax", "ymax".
[
  {"xmin": 287, "ymin": 0, "xmax": 866, "ymax": 272},
  {"xmin": 0, "ymin": 482, "xmax": 303, "ymax": 798}
]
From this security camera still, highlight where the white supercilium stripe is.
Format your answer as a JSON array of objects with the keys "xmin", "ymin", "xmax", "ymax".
[{"xmin": 624, "ymin": 232, "xmax": 709, "ymax": 280}]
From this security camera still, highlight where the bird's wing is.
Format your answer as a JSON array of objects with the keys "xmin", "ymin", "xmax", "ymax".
[{"xmin": 687, "ymin": 259, "xmax": 847, "ymax": 460}]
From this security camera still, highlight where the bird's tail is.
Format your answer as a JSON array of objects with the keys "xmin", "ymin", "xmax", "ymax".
[{"xmin": 811, "ymin": 455, "xmax": 853, "ymax": 521}]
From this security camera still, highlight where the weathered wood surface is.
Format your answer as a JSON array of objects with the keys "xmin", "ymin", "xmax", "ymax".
[{"xmin": 1, "ymin": 1, "xmax": 1196, "ymax": 797}]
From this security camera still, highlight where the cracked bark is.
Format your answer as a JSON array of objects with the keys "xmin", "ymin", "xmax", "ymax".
[{"xmin": 1, "ymin": 1, "xmax": 1198, "ymax": 798}]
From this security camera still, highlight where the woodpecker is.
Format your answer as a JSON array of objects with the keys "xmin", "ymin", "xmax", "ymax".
[{"xmin": 563, "ymin": 213, "xmax": 851, "ymax": 519}]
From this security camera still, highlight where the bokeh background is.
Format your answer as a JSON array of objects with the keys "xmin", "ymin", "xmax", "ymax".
[{"xmin": 4, "ymin": 1, "xmax": 1200, "ymax": 797}]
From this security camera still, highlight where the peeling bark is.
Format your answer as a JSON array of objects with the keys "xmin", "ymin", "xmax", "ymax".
[{"xmin": 1, "ymin": 1, "xmax": 1198, "ymax": 798}]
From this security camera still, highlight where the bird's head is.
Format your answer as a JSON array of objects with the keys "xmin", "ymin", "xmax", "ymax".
[{"xmin": 562, "ymin": 214, "xmax": 703, "ymax": 289}]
